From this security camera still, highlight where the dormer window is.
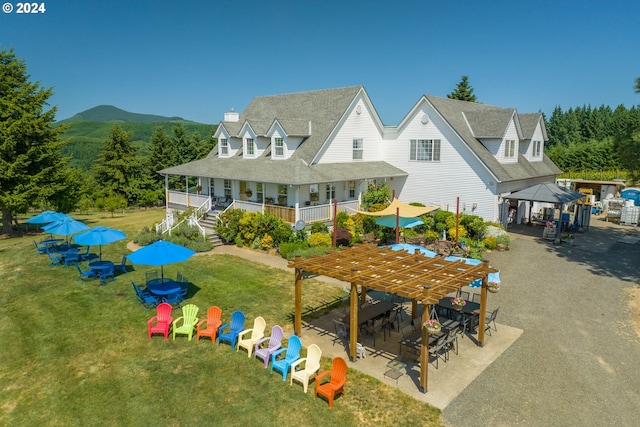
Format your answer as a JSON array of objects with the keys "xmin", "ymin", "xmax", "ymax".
[
  {"xmin": 220, "ymin": 138, "xmax": 229, "ymax": 156},
  {"xmin": 274, "ymin": 137, "xmax": 284, "ymax": 157},
  {"xmin": 533, "ymin": 140, "xmax": 541, "ymax": 157},
  {"xmin": 245, "ymin": 138, "xmax": 255, "ymax": 157},
  {"xmin": 504, "ymin": 140, "xmax": 516, "ymax": 158}
]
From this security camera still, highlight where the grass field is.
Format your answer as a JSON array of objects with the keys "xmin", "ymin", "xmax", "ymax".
[{"xmin": 0, "ymin": 209, "xmax": 443, "ymax": 426}]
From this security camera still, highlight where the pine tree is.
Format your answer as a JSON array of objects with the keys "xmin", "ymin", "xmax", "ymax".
[
  {"xmin": 92, "ymin": 124, "xmax": 141, "ymax": 205},
  {"xmin": 447, "ymin": 75, "xmax": 478, "ymax": 102},
  {"xmin": 0, "ymin": 49, "xmax": 70, "ymax": 234}
]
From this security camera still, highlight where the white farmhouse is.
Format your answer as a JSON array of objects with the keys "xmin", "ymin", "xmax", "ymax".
[{"xmin": 159, "ymin": 86, "xmax": 560, "ymax": 227}]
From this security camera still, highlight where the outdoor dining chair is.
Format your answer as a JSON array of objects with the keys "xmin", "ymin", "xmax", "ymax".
[
  {"xmin": 236, "ymin": 316, "xmax": 266, "ymax": 358},
  {"xmin": 332, "ymin": 319, "xmax": 348, "ymax": 347},
  {"xmin": 315, "ymin": 356, "xmax": 347, "ymax": 409},
  {"xmin": 458, "ymin": 290, "xmax": 470, "ymax": 301},
  {"xmin": 254, "ymin": 325, "xmax": 284, "ymax": 368},
  {"xmin": 76, "ymin": 265, "xmax": 95, "ymax": 282},
  {"xmin": 429, "ymin": 335, "xmax": 448, "ymax": 369},
  {"xmin": 114, "ymin": 256, "xmax": 128, "ymax": 274},
  {"xmin": 33, "ymin": 240, "xmax": 48, "ymax": 255},
  {"xmin": 63, "ymin": 251, "xmax": 80, "ymax": 268},
  {"xmin": 472, "ymin": 293, "xmax": 481, "ymax": 303},
  {"xmin": 78, "ymin": 246, "xmax": 92, "ymax": 262},
  {"xmin": 145, "ymin": 270, "xmax": 158, "ymax": 283},
  {"xmin": 132, "ymin": 281, "xmax": 159, "ymax": 310},
  {"xmin": 484, "ymin": 307, "xmax": 500, "ymax": 336},
  {"xmin": 290, "ymin": 343, "xmax": 322, "ymax": 393},
  {"xmin": 46, "ymin": 248, "xmax": 64, "ymax": 266}
]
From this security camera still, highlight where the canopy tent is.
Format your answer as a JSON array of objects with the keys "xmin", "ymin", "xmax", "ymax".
[
  {"xmin": 355, "ymin": 198, "xmax": 440, "ymax": 217},
  {"xmin": 507, "ymin": 183, "xmax": 585, "ymax": 204},
  {"xmin": 507, "ymin": 183, "xmax": 586, "ymax": 234}
]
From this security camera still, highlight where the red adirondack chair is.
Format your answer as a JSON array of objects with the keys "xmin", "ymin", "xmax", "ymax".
[{"xmin": 147, "ymin": 302, "xmax": 173, "ymax": 340}]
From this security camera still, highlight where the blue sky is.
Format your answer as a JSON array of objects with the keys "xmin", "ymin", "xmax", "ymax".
[{"xmin": 2, "ymin": 0, "xmax": 639, "ymax": 125}]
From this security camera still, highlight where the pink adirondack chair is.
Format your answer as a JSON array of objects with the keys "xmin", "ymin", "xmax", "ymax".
[{"xmin": 147, "ymin": 302, "xmax": 173, "ymax": 340}]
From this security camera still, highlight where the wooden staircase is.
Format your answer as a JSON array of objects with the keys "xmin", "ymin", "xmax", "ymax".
[{"xmin": 199, "ymin": 211, "xmax": 224, "ymax": 247}]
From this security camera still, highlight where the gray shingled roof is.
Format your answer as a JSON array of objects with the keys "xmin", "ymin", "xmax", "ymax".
[
  {"xmin": 159, "ymin": 158, "xmax": 406, "ymax": 185},
  {"xmin": 463, "ymin": 109, "xmax": 516, "ymax": 138},
  {"xmin": 425, "ymin": 96, "xmax": 561, "ymax": 182},
  {"xmin": 220, "ymin": 86, "xmax": 363, "ymax": 165},
  {"xmin": 518, "ymin": 113, "xmax": 545, "ymax": 139}
]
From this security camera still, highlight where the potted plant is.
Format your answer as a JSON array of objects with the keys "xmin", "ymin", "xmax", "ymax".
[
  {"xmin": 487, "ymin": 281, "xmax": 501, "ymax": 293},
  {"xmin": 196, "ymin": 185, "xmax": 202, "ymax": 194},
  {"xmin": 423, "ymin": 318, "xmax": 442, "ymax": 333},
  {"xmin": 278, "ymin": 195, "xmax": 285, "ymax": 203},
  {"xmin": 451, "ymin": 297, "xmax": 466, "ymax": 310}
]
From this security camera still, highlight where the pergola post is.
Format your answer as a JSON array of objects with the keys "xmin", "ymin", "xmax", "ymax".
[
  {"xmin": 478, "ymin": 260, "xmax": 489, "ymax": 346},
  {"xmin": 419, "ymin": 286, "xmax": 430, "ymax": 393},
  {"xmin": 294, "ymin": 264, "xmax": 303, "ymax": 336},
  {"xmin": 348, "ymin": 282, "xmax": 359, "ymax": 361}
]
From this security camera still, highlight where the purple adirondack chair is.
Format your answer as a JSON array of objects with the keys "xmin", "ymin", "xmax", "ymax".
[{"xmin": 254, "ymin": 325, "xmax": 284, "ymax": 368}]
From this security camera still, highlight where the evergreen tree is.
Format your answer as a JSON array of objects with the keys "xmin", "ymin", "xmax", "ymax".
[
  {"xmin": 146, "ymin": 126, "xmax": 176, "ymax": 190},
  {"xmin": 92, "ymin": 124, "xmax": 141, "ymax": 205},
  {"xmin": 0, "ymin": 49, "xmax": 71, "ymax": 234},
  {"xmin": 447, "ymin": 75, "xmax": 478, "ymax": 102}
]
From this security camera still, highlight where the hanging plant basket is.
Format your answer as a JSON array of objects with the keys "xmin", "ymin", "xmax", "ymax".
[
  {"xmin": 451, "ymin": 297, "xmax": 466, "ymax": 310},
  {"xmin": 487, "ymin": 282, "xmax": 501, "ymax": 293},
  {"xmin": 423, "ymin": 308, "xmax": 441, "ymax": 333},
  {"xmin": 245, "ymin": 190, "xmax": 252, "ymax": 198}
]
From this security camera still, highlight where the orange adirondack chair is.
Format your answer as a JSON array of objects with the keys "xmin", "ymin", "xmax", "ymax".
[
  {"xmin": 196, "ymin": 306, "xmax": 222, "ymax": 343},
  {"xmin": 148, "ymin": 302, "xmax": 173, "ymax": 340},
  {"xmin": 315, "ymin": 356, "xmax": 347, "ymax": 408}
]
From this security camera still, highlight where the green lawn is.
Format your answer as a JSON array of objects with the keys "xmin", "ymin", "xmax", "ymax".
[{"xmin": 0, "ymin": 209, "xmax": 443, "ymax": 426}]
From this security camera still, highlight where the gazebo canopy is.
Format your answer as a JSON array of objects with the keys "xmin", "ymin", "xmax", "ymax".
[
  {"xmin": 355, "ymin": 198, "xmax": 440, "ymax": 217},
  {"xmin": 289, "ymin": 245, "xmax": 495, "ymax": 305},
  {"xmin": 507, "ymin": 183, "xmax": 585, "ymax": 204}
]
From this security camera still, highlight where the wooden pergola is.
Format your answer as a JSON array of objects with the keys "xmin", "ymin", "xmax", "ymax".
[{"xmin": 288, "ymin": 244, "xmax": 498, "ymax": 393}]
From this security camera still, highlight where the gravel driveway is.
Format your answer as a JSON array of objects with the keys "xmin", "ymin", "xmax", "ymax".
[{"xmin": 442, "ymin": 220, "xmax": 640, "ymax": 426}]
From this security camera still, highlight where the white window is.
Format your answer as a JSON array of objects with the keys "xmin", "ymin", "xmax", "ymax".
[
  {"xmin": 224, "ymin": 179, "xmax": 231, "ymax": 198},
  {"xmin": 410, "ymin": 139, "xmax": 441, "ymax": 161},
  {"xmin": 352, "ymin": 138, "xmax": 363, "ymax": 160},
  {"xmin": 533, "ymin": 140, "xmax": 541, "ymax": 157},
  {"xmin": 220, "ymin": 138, "xmax": 228, "ymax": 156},
  {"xmin": 245, "ymin": 138, "xmax": 255, "ymax": 156},
  {"xmin": 504, "ymin": 140, "xmax": 516, "ymax": 158},
  {"xmin": 274, "ymin": 137, "xmax": 284, "ymax": 157}
]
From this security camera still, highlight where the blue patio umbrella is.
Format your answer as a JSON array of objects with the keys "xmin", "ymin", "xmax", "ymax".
[
  {"xmin": 73, "ymin": 226, "xmax": 126, "ymax": 261},
  {"xmin": 375, "ymin": 215, "xmax": 424, "ymax": 229},
  {"xmin": 126, "ymin": 240, "xmax": 196, "ymax": 280},
  {"xmin": 26, "ymin": 211, "xmax": 70, "ymax": 224},
  {"xmin": 389, "ymin": 243, "xmax": 437, "ymax": 258},
  {"xmin": 42, "ymin": 217, "xmax": 89, "ymax": 240}
]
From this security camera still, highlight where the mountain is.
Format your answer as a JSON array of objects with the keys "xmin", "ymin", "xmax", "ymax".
[
  {"xmin": 55, "ymin": 106, "xmax": 217, "ymax": 171},
  {"xmin": 58, "ymin": 105, "xmax": 193, "ymax": 124}
]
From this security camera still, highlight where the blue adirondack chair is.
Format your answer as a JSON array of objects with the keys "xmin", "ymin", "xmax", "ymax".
[
  {"xmin": 270, "ymin": 335, "xmax": 302, "ymax": 381},
  {"xmin": 216, "ymin": 310, "xmax": 246, "ymax": 348}
]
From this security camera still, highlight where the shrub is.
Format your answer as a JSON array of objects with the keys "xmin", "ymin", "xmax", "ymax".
[
  {"xmin": 334, "ymin": 227, "xmax": 352, "ymax": 246},
  {"xmin": 261, "ymin": 234, "xmax": 274, "ymax": 250},
  {"xmin": 215, "ymin": 208, "xmax": 245, "ymax": 243},
  {"xmin": 278, "ymin": 241, "xmax": 310, "ymax": 259},
  {"xmin": 447, "ymin": 226, "xmax": 467, "ymax": 241},
  {"xmin": 134, "ymin": 226, "xmax": 160, "ymax": 246},
  {"xmin": 483, "ymin": 236, "xmax": 497, "ymax": 250},
  {"xmin": 425, "ymin": 230, "xmax": 440, "ymax": 241},
  {"xmin": 310, "ymin": 222, "xmax": 329, "ymax": 234},
  {"xmin": 496, "ymin": 234, "xmax": 511, "ymax": 246},
  {"xmin": 308, "ymin": 232, "xmax": 332, "ymax": 247}
]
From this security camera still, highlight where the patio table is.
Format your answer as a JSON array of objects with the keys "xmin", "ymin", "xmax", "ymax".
[
  {"xmin": 146, "ymin": 278, "xmax": 181, "ymax": 296},
  {"xmin": 437, "ymin": 298, "xmax": 480, "ymax": 332},
  {"xmin": 89, "ymin": 260, "xmax": 115, "ymax": 284},
  {"xmin": 341, "ymin": 300, "xmax": 396, "ymax": 327},
  {"xmin": 39, "ymin": 238, "xmax": 63, "ymax": 248}
]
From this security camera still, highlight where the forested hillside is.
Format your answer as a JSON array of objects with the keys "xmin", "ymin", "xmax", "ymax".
[{"xmin": 55, "ymin": 106, "xmax": 216, "ymax": 171}]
